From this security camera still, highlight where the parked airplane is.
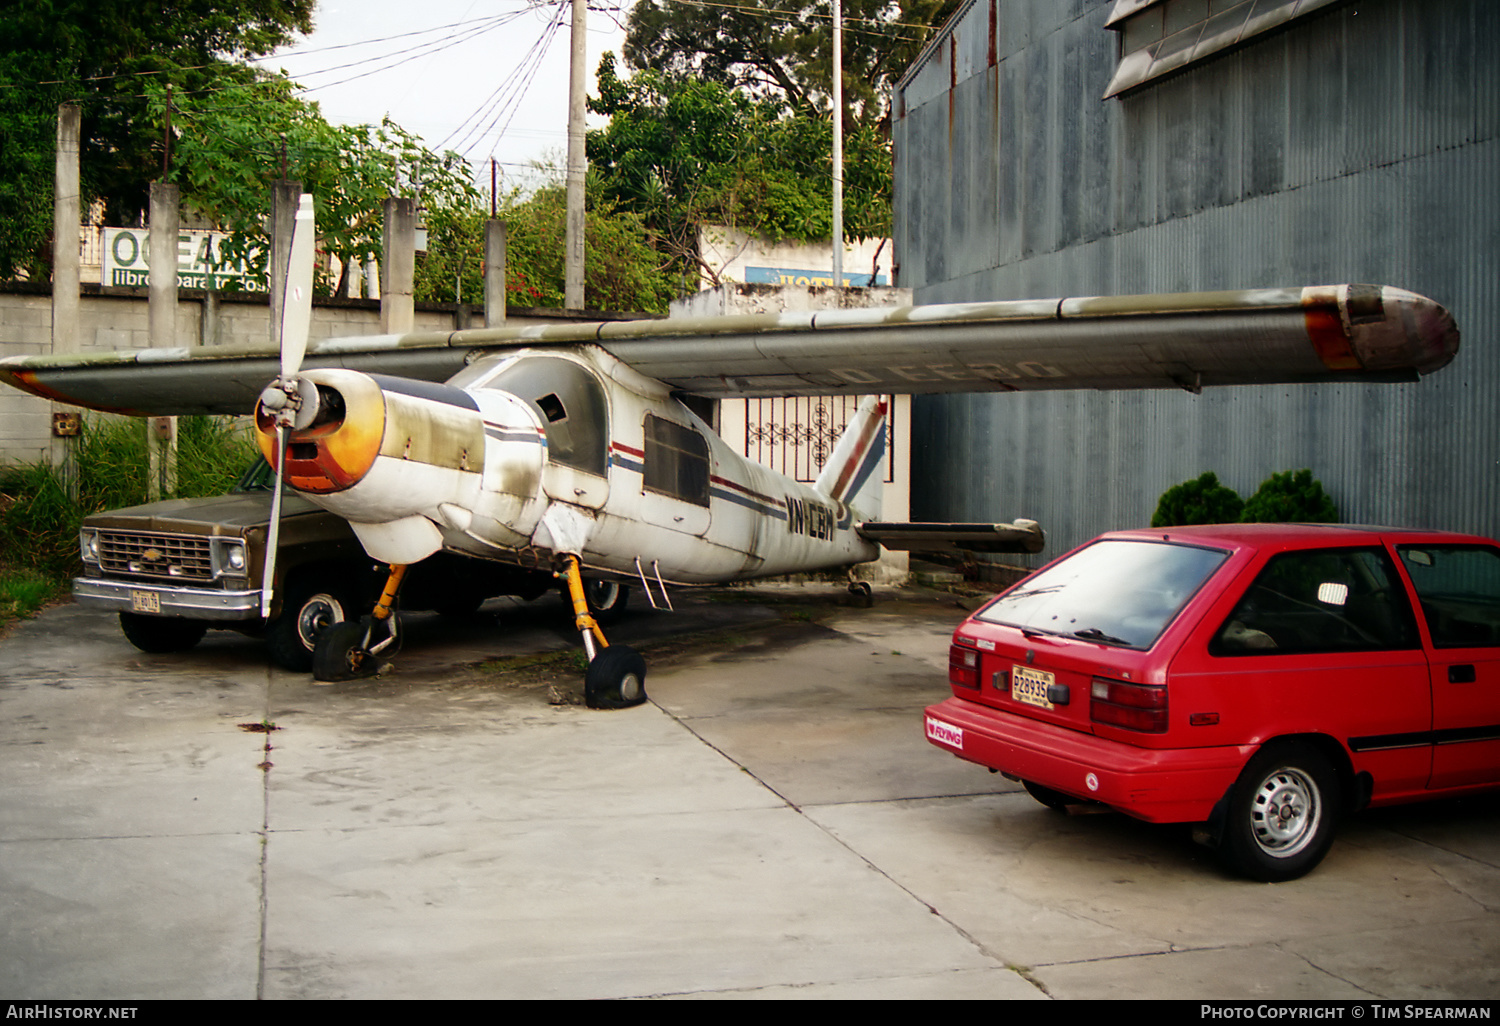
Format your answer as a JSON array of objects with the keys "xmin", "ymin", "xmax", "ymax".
[{"xmin": 0, "ymin": 197, "xmax": 1460, "ymax": 706}]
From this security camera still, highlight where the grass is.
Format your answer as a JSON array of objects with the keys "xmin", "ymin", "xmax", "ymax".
[{"xmin": 0, "ymin": 415, "xmax": 258, "ymax": 630}]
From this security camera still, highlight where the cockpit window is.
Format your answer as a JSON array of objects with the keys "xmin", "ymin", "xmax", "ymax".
[{"xmin": 467, "ymin": 357, "xmax": 608, "ymax": 475}]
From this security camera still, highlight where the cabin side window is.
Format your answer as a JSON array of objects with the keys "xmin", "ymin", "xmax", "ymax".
[{"xmin": 643, "ymin": 414, "xmax": 710, "ymax": 507}]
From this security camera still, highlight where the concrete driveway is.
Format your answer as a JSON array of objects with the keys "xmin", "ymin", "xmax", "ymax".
[{"xmin": 1, "ymin": 585, "xmax": 1497, "ymax": 1000}]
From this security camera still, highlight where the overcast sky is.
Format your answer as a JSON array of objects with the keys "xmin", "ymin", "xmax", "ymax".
[{"xmin": 265, "ymin": 1, "xmax": 629, "ymax": 196}]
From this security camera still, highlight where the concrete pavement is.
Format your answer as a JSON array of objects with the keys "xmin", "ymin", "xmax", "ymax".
[{"xmin": 1, "ymin": 586, "xmax": 1497, "ymax": 999}]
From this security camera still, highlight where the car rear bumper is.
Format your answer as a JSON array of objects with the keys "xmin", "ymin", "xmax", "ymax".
[
  {"xmin": 924, "ymin": 697, "xmax": 1252, "ymax": 823},
  {"xmin": 73, "ymin": 577, "xmax": 262, "ymax": 622}
]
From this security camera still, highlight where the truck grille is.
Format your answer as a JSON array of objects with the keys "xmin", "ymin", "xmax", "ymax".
[{"xmin": 97, "ymin": 531, "xmax": 215, "ymax": 582}]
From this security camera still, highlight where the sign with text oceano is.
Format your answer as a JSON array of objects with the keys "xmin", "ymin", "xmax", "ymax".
[{"xmin": 101, "ymin": 228, "xmax": 267, "ymax": 292}]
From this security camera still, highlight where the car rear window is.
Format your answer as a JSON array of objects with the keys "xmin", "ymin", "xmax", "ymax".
[
  {"xmin": 975, "ymin": 539, "xmax": 1229, "ymax": 649},
  {"xmin": 1211, "ymin": 547, "xmax": 1419, "ymax": 655}
]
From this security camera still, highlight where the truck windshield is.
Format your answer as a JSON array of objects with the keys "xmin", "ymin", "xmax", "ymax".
[{"xmin": 976, "ymin": 539, "xmax": 1229, "ymax": 649}]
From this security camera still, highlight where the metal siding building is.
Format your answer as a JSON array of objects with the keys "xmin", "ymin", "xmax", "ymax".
[{"xmin": 892, "ymin": 0, "xmax": 1498, "ymax": 561}]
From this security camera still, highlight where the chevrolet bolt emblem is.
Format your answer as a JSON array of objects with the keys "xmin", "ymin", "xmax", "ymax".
[{"xmin": 142, "ymin": 548, "xmax": 164, "ymax": 562}]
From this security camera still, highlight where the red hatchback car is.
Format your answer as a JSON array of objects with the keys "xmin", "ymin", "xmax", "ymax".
[{"xmin": 924, "ymin": 524, "xmax": 1500, "ymax": 881}]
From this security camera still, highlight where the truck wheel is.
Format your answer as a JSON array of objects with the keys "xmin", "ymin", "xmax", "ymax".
[
  {"xmin": 584, "ymin": 645, "xmax": 648, "ymax": 709},
  {"xmin": 1218, "ymin": 741, "xmax": 1340, "ymax": 882},
  {"xmin": 119, "ymin": 612, "xmax": 208, "ymax": 654},
  {"xmin": 265, "ymin": 579, "xmax": 356, "ymax": 672}
]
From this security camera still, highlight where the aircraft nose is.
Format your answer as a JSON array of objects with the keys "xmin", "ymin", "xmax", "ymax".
[{"xmin": 255, "ymin": 370, "xmax": 386, "ymax": 493}]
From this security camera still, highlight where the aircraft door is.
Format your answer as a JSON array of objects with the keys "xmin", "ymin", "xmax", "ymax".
[{"xmin": 486, "ymin": 357, "xmax": 611, "ymax": 509}]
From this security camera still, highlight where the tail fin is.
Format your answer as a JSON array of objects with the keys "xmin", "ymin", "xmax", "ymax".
[{"xmin": 815, "ymin": 396, "xmax": 887, "ymax": 519}]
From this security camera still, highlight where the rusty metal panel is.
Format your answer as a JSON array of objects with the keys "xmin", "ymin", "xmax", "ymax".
[{"xmin": 895, "ymin": 0, "xmax": 1500, "ymax": 559}]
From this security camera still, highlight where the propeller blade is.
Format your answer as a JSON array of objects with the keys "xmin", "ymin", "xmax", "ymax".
[
  {"xmin": 260, "ymin": 423, "xmax": 288, "ymax": 621},
  {"xmin": 279, "ymin": 194, "xmax": 316, "ymax": 385}
]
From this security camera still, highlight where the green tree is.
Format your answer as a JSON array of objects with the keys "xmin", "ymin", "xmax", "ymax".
[
  {"xmin": 0, "ymin": 0, "xmax": 314, "ymax": 279},
  {"xmin": 145, "ymin": 76, "xmax": 481, "ymax": 296},
  {"xmin": 623, "ymin": 0, "xmax": 960, "ymax": 133},
  {"xmin": 415, "ymin": 180, "xmax": 682, "ymax": 315},
  {"xmin": 587, "ymin": 55, "xmax": 892, "ymax": 282}
]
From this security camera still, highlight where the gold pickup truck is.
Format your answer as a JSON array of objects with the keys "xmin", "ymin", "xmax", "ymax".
[{"xmin": 74, "ymin": 459, "xmax": 628, "ymax": 671}]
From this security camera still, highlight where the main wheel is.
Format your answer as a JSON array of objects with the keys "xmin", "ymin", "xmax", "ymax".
[
  {"xmin": 584, "ymin": 644, "xmax": 648, "ymax": 709},
  {"xmin": 119, "ymin": 612, "xmax": 208, "ymax": 654},
  {"xmin": 265, "ymin": 578, "xmax": 356, "ymax": 672},
  {"xmin": 582, "ymin": 579, "xmax": 630, "ymax": 626},
  {"xmin": 1219, "ymin": 741, "xmax": 1340, "ymax": 882}
]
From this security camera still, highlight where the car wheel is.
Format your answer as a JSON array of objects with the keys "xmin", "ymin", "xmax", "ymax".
[
  {"xmin": 265, "ymin": 578, "xmax": 357, "ymax": 672},
  {"xmin": 118, "ymin": 612, "xmax": 208, "ymax": 654},
  {"xmin": 1022, "ymin": 779, "xmax": 1076, "ymax": 811},
  {"xmin": 584, "ymin": 644, "xmax": 648, "ymax": 709},
  {"xmin": 583, "ymin": 579, "xmax": 630, "ymax": 626},
  {"xmin": 1219, "ymin": 741, "xmax": 1340, "ymax": 882}
]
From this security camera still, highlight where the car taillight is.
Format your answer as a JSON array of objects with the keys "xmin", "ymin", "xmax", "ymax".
[
  {"xmin": 1090, "ymin": 677, "xmax": 1167, "ymax": 733},
  {"xmin": 948, "ymin": 643, "xmax": 980, "ymax": 689}
]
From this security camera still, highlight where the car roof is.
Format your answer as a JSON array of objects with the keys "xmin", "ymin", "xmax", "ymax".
[{"xmin": 1099, "ymin": 523, "xmax": 1496, "ymax": 549}]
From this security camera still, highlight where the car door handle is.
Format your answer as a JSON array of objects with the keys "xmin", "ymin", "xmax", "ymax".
[{"xmin": 1449, "ymin": 664, "xmax": 1477, "ymax": 684}]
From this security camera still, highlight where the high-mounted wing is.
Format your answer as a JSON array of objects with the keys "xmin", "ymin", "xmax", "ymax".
[{"xmin": 0, "ymin": 284, "xmax": 1458, "ymax": 417}]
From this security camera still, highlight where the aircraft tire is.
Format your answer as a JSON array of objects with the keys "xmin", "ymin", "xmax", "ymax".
[
  {"xmin": 119, "ymin": 612, "xmax": 208, "ymax": 654},
  {"xmin": 584, "ymin": 645, "xmax": 648, "ymax": 709},
  {"xmin": 312, "ymin": 620, "xmax": 377, "ymax": 682}
]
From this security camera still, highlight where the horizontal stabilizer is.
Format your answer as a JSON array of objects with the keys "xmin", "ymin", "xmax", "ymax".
[{"xmin": 857, "ymin": 520, "xmax": 1045, "ymax": 555}]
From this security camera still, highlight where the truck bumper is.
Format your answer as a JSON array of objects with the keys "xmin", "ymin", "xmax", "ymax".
[{"xmin": 73, "ymin": 578, "xmax": 262, "ymax": 622}]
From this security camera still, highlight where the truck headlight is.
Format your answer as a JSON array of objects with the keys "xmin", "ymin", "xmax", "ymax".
[
  {"xmin": 225, "ymin": 543, "xmax": 246, "ymax": 572},
  {"xmin": 80, "ymin": 529, "xmax": 100, "ymax": 563}
]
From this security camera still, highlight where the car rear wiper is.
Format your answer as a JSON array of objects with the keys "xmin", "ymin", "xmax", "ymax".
[{"xmin": 1072, "ymin": 627, "xmax": 1132, "ymax": 645}]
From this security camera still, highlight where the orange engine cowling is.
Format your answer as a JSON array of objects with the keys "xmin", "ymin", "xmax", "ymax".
[{"xmin": 255, "ymin": 369, "xmax": 386, "ymax": 493}]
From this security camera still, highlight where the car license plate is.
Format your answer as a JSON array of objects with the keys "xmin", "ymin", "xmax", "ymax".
[
  {"xmin": 1011, "ymin": 665, "xmax": 1054, "ymax": 710},
  {"xmin": 129, "ymin": 589, "xmax": 161, "ymax": 614}
]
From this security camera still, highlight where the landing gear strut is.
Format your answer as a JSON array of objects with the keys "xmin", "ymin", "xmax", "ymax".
[
  {"xmin": 558, "ymin": 554, "xmax": 648, "ymax": 709},
  {"xmin": 312, "ymin": 563, "xmax": 407, "ymax": 682}
]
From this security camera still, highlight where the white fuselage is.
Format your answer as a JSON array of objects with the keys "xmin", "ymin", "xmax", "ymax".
[{"xmin": 263, "ymin": 345, "xmax": 880, "ymax": 584}]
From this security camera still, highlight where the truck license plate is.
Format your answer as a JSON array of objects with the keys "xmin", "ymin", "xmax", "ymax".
[
  {"xmin": 1011, "ymin": 665, "xmax": 1054, "ymax": 710},
  {"xmin": 129, "ymin": 590, "xmax": 161, "ymax": 614}
]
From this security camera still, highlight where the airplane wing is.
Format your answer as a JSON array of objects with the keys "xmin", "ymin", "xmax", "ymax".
[{"xmin": 0, "ymin": 284, "xmax": 1458, "ymax": 416}]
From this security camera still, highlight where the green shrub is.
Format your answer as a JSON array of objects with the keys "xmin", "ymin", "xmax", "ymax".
[
  {"xmin": 1241, "ymin": 468, "xmax": 1339, "ymax": 523},
  {"xmin": 1150, "ymin": 472, "xmax": 1245, "ymax": 527},
  {"xmin": 0, "ymin": 415, "xmax": 258, "ymax": 578}
]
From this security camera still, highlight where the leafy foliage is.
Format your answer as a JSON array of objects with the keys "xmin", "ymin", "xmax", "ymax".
[
  {"xmin": 587, "ymin": 54, "xmax": 892, "ymax": 283},
  {"xmin": 1151, "ymin": 472, "xmax": 1246, "ymax": 528},
  {"xmin": 1241, "ymin": 469, "xmax": 1340, "ymax": 524},
  {"xmin": 415, "ymin": 181, "xmax": 683, "ymax": 315},
  {"xmin": 0, "ymin": 416, "xmax": 256, "ymax": 578},
  {"xmin": 0, "ymin": 0, "xmax": 313, "ymax": 278},
  {"xmin": 146, "ymin": 77, "xmax": 481, "ymax": 296},
  {"xmin": 623, "ymin": 0, "xmax": 961, "ymax": 132}
]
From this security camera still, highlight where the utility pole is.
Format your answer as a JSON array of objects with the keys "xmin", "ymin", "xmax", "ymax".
[
  {"xmin": 564, "ymin": 0, "xmax": 587, "ymax": 310},
  {"xmin": 831, "ymin": 0, "xmax": 844, "ymax": 292},
  {"xmin": 50, "ymin": 104, "xmax": 81, "ymax": 497}
]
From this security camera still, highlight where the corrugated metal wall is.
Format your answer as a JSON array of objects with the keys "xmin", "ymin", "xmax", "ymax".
[{"xmin": 893, "ymin": 0, "xmax": 1499, "ymax": 562}]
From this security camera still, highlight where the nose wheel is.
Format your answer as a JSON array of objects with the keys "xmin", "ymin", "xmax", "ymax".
[{"xmin": 311, "ymin": 563, "xmax": 406, "ymax": 682}]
